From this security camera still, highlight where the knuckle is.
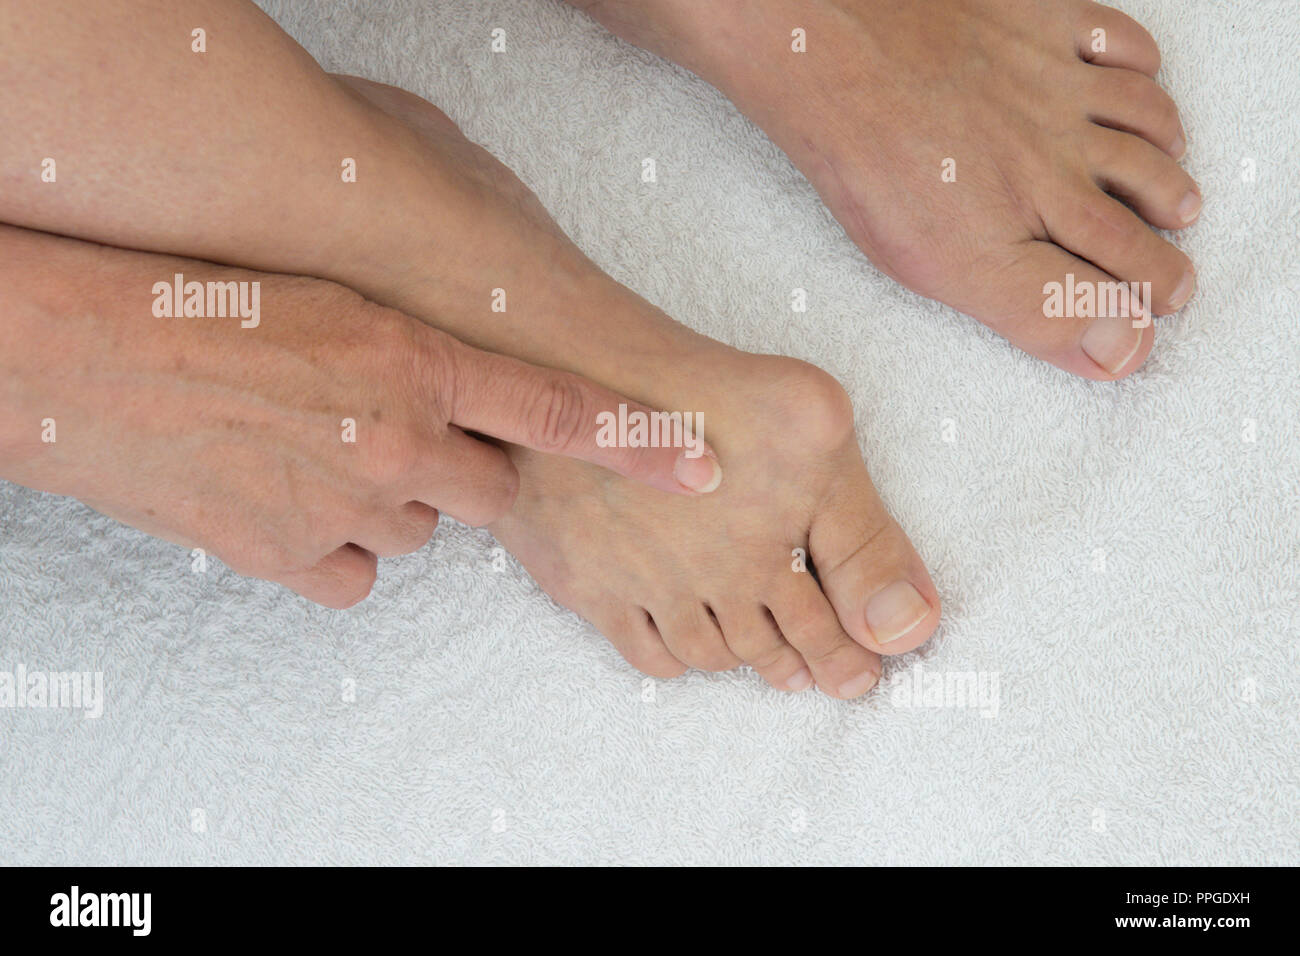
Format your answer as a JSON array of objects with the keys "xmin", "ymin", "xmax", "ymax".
[
  {"xmin": 370, "ymin": 305, "xmax": 452, "ymax": 414},
  {"xmin": 407, "ymin": 324, "xmax": 460, "ymax": 419},
  {"xmin": 526, "ymin": 374, "xmax": 589, "ymax": 454},
  {"xmin": 318, "ymin": 550, "xmax": 378, "ymax": 609},
  {"xmin": 362, "ymin": 426, "xmax": 424, "ymax": 490},
  {"xmin": 364, "ymin": 302, "xmax": 416, "ymax": 353},
  {"xmin": 398, "ymin": 506, "xmax": 441, "ymax": 550},
  {"xmin": 767, "ymin": 358, "xmax": 855, "ymax": 448}
]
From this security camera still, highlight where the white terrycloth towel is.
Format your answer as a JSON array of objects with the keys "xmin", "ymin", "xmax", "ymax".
[{"xmin": 1, "ymin": 0, "xmax": 1296, "ymax": 865}]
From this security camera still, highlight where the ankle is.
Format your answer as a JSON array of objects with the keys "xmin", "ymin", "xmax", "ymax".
[{"xmin": 502, "ymin": 269, "xmax": 737, "ymax": 409}]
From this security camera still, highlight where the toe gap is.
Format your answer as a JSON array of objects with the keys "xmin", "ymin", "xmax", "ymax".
[{"xmin": 642, "ymin": 607, "xmax": 661, "ymax": 636}]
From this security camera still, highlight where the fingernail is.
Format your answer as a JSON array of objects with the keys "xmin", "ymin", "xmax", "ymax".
[
  {"xmin": 837, "ymin": 670, "xmax": 879, "ymax": 698},
  {"xmin": 865, "ymin": 580, "xmax": 931, "ymax": 645},
  {"xmin": 786, "ymin": 667, "xmax": 813, "ymax": 692},
  {"xmin": 1081, "ymin": 313, "xmax": 1144, "ymax": 375},
  {"xmin": 674, "ymin": 450, "xmax": 722, "ymax": 494},
  {"xmin": 1178, "ymin": 191, "xmax": 1202, "ymax": 225},
  {"xmin": 1169, "ymin": 269, "xmax": 1195, "ymax": 310}
]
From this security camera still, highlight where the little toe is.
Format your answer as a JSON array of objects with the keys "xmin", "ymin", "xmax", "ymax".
[{"xmin": 593, "ymin": 606, "xmax": 688, "ymax": 679}]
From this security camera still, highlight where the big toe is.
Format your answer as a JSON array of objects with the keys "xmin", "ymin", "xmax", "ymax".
[
  {"xmin": 977, "ymin": 239, "xmax": 1156, "ymax": 380},
  {"xmin": 970, "ymin": 176, "xmax": 1196, "ymax": 380},
  {"xmin": 809, "ymin": 469, "xmax": 940, "ymax": 656}
]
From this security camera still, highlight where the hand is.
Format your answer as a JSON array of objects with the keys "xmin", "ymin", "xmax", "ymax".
[{"xmin": 0, "ymin": 225, "xmax": 719, "ymax": 607}]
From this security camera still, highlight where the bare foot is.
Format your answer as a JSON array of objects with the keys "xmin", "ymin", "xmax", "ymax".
[
  {"xmin": 494, "ymin": 348, "xmax": 940, "ymax": 697},
  {"xmin": 572, "ymin": 0, "xmax": 1200, "ymax": 379},
  {"xmin": 336, "ymin": 76, "xmax": 941, "ymax": 696}
]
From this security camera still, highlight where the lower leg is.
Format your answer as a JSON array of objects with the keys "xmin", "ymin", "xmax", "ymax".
[
  {"xmin": 2, "ymin": 2, "xmax": 941, "ymax": 690},
  {"xmin": 0, "ymin": 0, "xmax": 701, "ymax": 401}
]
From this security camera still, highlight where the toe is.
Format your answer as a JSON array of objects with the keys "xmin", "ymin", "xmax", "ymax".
[
  {"xmin": 1084, "ymin": 65, "xmax": 1186, "ymax": 158},
  {"xmin": 768, "ymin": 574, "xmax": 882, "ymax": 699},
  {"xmin": 596, "ymin": 606, "xmax": 688, "ymax": 679},
  {"xmin": 652, "ymin": 602, "xmax": 743, "ymax": 673},
  {"xmin": 808, "ymin": 475, "xmax": 940, "ymax": 657},
  {"xmin": 1043, "ymin": 179, "xmax": 1196, "ymax": 315},
  {"xmin": 712, "ymin": 603, "xmax": 813, "ymax": 692},
  {"xmin": 1086, "ymin": 125, "xmax": 1202, "ymax": 230},
  {"xmin": 1074, "ymin": 2, "xmax": 1162, "ymax": 76},
  {"xmin": 983, "ymin": 240, "xmax": 1154, "ymax": 379}
]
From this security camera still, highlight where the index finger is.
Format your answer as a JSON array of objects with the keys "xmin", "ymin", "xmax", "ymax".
[{"xmin": 446, "ymin": 339, "xmax": 722, "ymax": 496}]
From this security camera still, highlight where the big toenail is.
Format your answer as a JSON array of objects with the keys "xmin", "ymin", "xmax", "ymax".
[
  {"xmin": 865, "ymin": 580, "xmax": 930, "ymax": 644},
  {"xmin": 1178, "ymin": 191, "xmax": 1202, "ymax": 224},
  {"xmin": 674, "ymin": 450, "xmax": 722, "ymax": 494},
  {"xmin": 837, "ymin": 670, "xmax": 879, "ymax": 698},
  {"xmin": 786, "ymin": 667, "xmax": 813, "ymax": 692},
  {"xmin": 1081, "ymin": 314, "xmax": 1144, "ymax": 375}
]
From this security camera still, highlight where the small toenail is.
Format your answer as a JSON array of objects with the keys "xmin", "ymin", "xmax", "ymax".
[
  {"xmin": 786, "ymin": 667, "xmax": 813, "ymax": 692},
  {"xmin": 837, "ymin": 670, "xmax": 879, "ymax": 698},
  {"xmin": 1172, "ymin": 132, "xmax": 1186, "ymax": 160},
  {"xmin": 1169, "ymin": 270, "xmax": 1195, "ymax": 310},
  {"xmin": 865, "ymin": 580, "xmax": 931, "ymax": 645},
  {"xmin": 1081, "ymin": 314, "xmax": 1144, "ymax": 375},
  {"xmin": 1178, "ymin": 191, "xmax": 1202, "ymax": 225},
  {"xmin": 674, "ymin": 450, "xmax": 722, "ymax": 494}
]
